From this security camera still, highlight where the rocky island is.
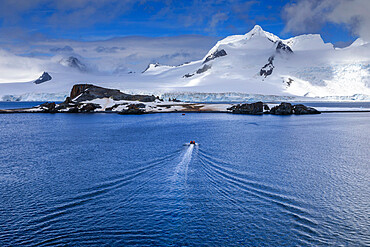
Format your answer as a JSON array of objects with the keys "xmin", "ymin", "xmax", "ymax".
[{"xmin": 0, "ymin": 84, "xmax": 322, "ymax": 115}]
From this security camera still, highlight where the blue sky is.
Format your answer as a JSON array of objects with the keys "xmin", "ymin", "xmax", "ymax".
[{"xmin": 0, "ymin": 0, "xmax": 368, "ymax": 46}]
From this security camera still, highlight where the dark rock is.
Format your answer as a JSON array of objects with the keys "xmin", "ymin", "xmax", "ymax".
[
  {"xmin": 196, "ymin": 64, "xmax": 211, "ymax": 74},
  {"xmin": 119, "ymin": 104, "xmax": 146, "ymax": 115},
  {"xmin": 105, "ymin": 104, "xmax": 122, "ymax": 111},
  {"xmin": 264, "ymin": 104, "xmax": 270, "ymax": 111},
  {"xmin": 55, "ymin": 97, "xmax": 78, "ymax": 110},
  {"xmin": 183, "ymin": 73, "xmax": 194, "ymax": 78},
  {"xmin": 135, "ymin": 103, "xmax": 146, "ymax": 108},
  {"xmin": 69, "ymin": 84, "xmax": 156, "ymax": 102},
  {"xmin": 80, "ymin": 103, "xmax": 101, "ymax": 112},
  {"xmin": 64, "ymin": 97, "xmax": 72, "ymax": 104},
  {"xmin": 63, "ymin": 56, "xmax": 87, "ymax": 72},
  {"xmin": 39, "ymin": 102, "xmax": 56, "ymax": 112},
  {"xmin": 286, "ymin": 78, "xmax": 294, "ymax": 87},
  {"xmin": 276, "ymin": 41, "xmax": 293, "ymax": 53},
  {"xmin": 67, "ymin": 107, "xmax": 79, "ymax": 113},
  {"xmin": 142, "ymin": 63, "xmax": 160, "ymax": 73},
  {"xmin": 34, "ymin": 72, "xmax": 52, "ymax": 84},
  {"xmin": 228, "ymin": 102, "xmax": 264, "ymax": 115},
  {"xmin": 270, "ymin": 102, "xmax": 293, "ymax": 115},
  {"xmin": 293, "ymin": 104, "xmax": 321, "ymax": 114},
  {"xmin": 70, "ymin": 84, "xmax": 92, "ymax": 99},
  {"xmin": 270, "ymin": 103, "xmax": 320, "ymax": 115},
  {"xmin": 55, "ymin": 102, "xmax": 72, "ymax": 110},
  {"xmin": 260, "ymin": 56, "xmax": 274, "ymax": 78},
  {"xmin": 203, "ymin": 49, "xmax": 227, "ymax": 64}
]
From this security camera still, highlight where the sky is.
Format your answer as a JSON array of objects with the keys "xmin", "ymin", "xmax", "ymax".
[
  {"xmin": 0, "ymin": 0, "xmax": 369, "ymax": 78},
  {"xmin": 0, "ymin": 0, "xmax": 369, "ymax": 46}
]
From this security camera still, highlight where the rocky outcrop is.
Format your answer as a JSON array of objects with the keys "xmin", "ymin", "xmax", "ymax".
[
  {"xmin": 34, "ymin": 72, "xmax": 52, "ymax": 84},
  {"xmin": 203, "ymin": 49, "xmax": 227, "ymax": 64},
  {"xmin": 269, "ymin": 102, "xmax": 321, "ymax": 115},
  {"xmin": 183, "ymin": 62, "xmax": 213, "ymax": 78},
  {"xmin": 61, "ymin": 56, "xmax": 87, "ymax": 72},
  {"xmin": 70, "ymin": 84, "xmax": 92, "ymax": 99},
  {"xmin": 228, "ymin": 102, "xmax": 265, "ymax": 115},
  {"xmin": 286, "ymin": 78, "xmax": 294, "ymax": 87},
  {"xmin": 80, "ymin": 103, "xmax": 101, "ymax": 113},
  {"xmin": 228, "ymin": 102, "xmax": 320, "ymax": 115},
  {"xmin": 293, "ymin": 104, "xmax": 321, "ymax": 114},
  {"xmin": 39, "ymin": 102, "xmax": 56, "ymax": 112},
  {"xmin": 183, "ymin": 73, "xmax": 194, "ymax": 78},
  {"xmin": 260, "ymin": 56, "xmax": 274, "ymax": 78},
  {"xmin": 142, "ymin": 63, "xmax": 160, "ymax": 73},
  {"xmin": 70, "ymin": 84, "xmax": 156, "ymax": 102},
  {"xmin": 53, "ymin": 99, "xmax": 101, "ymax": 113},
  {"xmin": 196, "ymin": 64, "xmax": 211, "ymax": 74},
  {"xmin": 270, "ymin": 102, "xmax": 293, "ymax": 115},
  {"xmin": 276, "ymin": 41, "xmax": 293, "ymax": 53},
  {"xmin": 118, "ymin": 104, "xmax": 146, "ymax": 115}
]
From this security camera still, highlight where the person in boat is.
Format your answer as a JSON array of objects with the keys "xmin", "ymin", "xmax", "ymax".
[{"xmin": 190, "ymin": 141, "xmax": 195, "ymax": 144}]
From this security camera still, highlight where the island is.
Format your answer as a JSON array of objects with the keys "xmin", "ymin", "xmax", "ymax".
[{"xmin": 0, "ymin": 84, "xmax": 323, "ymax": 115}]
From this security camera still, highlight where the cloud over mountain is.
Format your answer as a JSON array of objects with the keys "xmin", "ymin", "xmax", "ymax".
[{"xmin": 283, "ymin": 0, "xmax": 370, "ymax": 41}]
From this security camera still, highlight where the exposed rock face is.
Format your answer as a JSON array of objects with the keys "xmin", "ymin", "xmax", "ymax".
[
  {"xmin": 80, "ymin": 103, "xmax": 101, "ymax": 112},
  {"xmin": 183, "ymin": 61, "xmax": 213, "ymax": 78},
  {"xmin": 203, "ymin": 49, "xmax": 227, "ymax": 64},
  {"xmin": 270, "ymin": 102, "xmax": 293, "ymax": 115},
  {"xmin": 34, "ymin": 72, "xmax": 52, "ymax": 84},
  {"xmin": 269, "ymin": 103, "xmax": 321, "ymax": 115},
  {"xmin": 54, "ymin": 100, "xmax": 101, "ymax": 113},
  {"xmin": 39, "ymin": 102, "xmax": 56, "ymax": 112},
  {"xmin": 196, "ymin": 64, "xmax": 211, "ymax": 74},
  {"xmin": 228, "ymin": 102, "xmax": 265, "ymax": 115},
  {"xmin": 119, "ymin": 104, "xmax": 146, "ymax": 114},
  {"xmin": 70, "ymin": 84, "xmax": 156, "ymax": 102},
  {"xmin": 183, "ymin": 73, "xmax": 194, "ymax": 78},
  {"xmin": 70, "ymin": 84, "xmax": 92, "ymax": 99},
  {"xmin": 61, "ymin": 56, "xmax": 87, "ymax": 72},
  {"xmin": 276, "ymin": 41, "xmax": 293, "ymax": 53},
  {"xmin": 286, "ymin": 78, "xmax": 294, "ymax": 87},
  {"xmin": 142, "ymin": 63, "xmax": 160, "ymax": 73},
  {"xmin": 293, "ymin": 104, "xmax": 321, "ymax": 114},
  {"xmin": 260, "ymin": 56, "xmax": 274, "ymax": 78}
]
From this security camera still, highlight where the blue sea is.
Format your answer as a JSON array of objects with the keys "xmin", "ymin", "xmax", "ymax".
[{"xmin": 0, "ymin": 102, "xmax": 369, "ymax": 246}]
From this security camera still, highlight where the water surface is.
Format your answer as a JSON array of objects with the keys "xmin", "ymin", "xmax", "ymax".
[{"xmin": 0, "ymin": 110, "xmax": 369, "ymax": 246}]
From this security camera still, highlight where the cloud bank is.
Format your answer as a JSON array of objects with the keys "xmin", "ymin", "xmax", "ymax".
[{"xmin": 283, "ymin": 0, "xmax": 370, "ymax": 41}]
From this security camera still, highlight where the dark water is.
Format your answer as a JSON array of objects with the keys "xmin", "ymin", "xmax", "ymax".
[
  {"xmin": 0, "ymin": 102, "xmax": 61, "ymax": 110},
  {"xmin": 0, "ymin": 110, "xmax": 369, "ymax": 246}
]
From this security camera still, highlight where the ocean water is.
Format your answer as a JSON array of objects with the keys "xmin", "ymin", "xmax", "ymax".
[
  {"xmin": 0, "ymin": 109, "xmax": 369, "ymax": 246},
  {"xmin": 0, "ymin": 101, "xmax": 49, "ymax": 110}
]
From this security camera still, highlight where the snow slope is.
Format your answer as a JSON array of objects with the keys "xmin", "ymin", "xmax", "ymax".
[{"xmin": 0, "ymin": 25, "xmax": 369, "ymax": 101}]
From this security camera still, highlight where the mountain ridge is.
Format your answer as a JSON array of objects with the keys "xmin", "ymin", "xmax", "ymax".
[{"xmin": 0, "ymin": 25, "xmax": 369, "ymax": 101}]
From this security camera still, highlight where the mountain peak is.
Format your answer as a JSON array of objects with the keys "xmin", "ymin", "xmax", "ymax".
[
  {"xmin": 251, "ymin": 25, "xmax": 263, "ymax": 32},
  {"xmin": 245, "ymin": 25, "xmax": 279, "ymax": 42}
]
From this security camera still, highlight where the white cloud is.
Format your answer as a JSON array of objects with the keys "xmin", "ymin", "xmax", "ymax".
[
  {"xmin": 0, "ymin": 35, "xmax": 220, "ymax": 77},
  {"xmin": 283, "ymin": 0, "xmax": 370, "ymax": 41}
]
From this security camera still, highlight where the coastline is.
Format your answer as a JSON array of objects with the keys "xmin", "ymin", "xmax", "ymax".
[{"xmin": 1, "ymin": 84, "xmax": 369, "ymax": 115}]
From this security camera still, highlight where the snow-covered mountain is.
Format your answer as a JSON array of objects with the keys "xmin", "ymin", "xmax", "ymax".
[{"xmin": 1, "ymin": 25, "xmax": 369, "ymax": 101}]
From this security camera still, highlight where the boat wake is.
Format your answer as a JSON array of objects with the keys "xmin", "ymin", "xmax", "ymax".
[
  {"xmin": 19, "ymin": 152, "xmax": 178, "ymax": 245},
  {"xmin": 197, "ymin": 149, "xmax": 322, "ymax": 244},
  {"xmin": 172, "ymin": 145, "xmax": 195, "ymax": 184}
]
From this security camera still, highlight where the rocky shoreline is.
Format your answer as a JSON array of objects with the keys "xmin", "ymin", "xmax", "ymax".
[{"xmin": 0, "ymin": 84, "xmax": 329, "ymax": 115}]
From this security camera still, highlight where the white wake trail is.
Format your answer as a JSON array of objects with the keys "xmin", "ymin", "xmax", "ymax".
[{"xmin": 172, "ymin": 145, "xmax": 194, "ymax": 183}]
